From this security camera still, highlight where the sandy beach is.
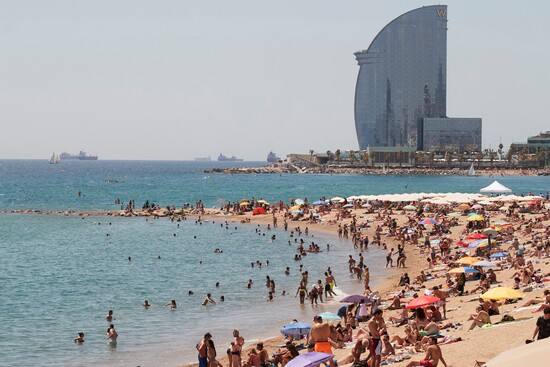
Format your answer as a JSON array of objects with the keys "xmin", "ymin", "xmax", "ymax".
[
  {"xmin": 8, "ymin": 191, "xmax": 549, "ymax": 367},
  {"xmin": 176, "ymin": 197, "xmax": 550, "ymax": 366}
]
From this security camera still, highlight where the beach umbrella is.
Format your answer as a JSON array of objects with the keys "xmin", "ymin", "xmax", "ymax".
[
  {"xmin": 483, "ymin": 228, "xmax": 499, "ymax": 236},
  {"xmin": 312, "ymin": 200, "xmax": 325, "ymax": 206},
  {"xmin": 467, "ymin": 214, "xmax": 485, "ymax": 222},
  {"xmin": 403, "ymin": 205, "xmax": 417, "ymax": 211},
  {"xmin": 239, "ymin": 201, "xmax": 250, "ymax": 206},
  {"xmin": 481, "ymin": 287, "xmax": 524, "ymax": 301},
  {"xmin": 472, "ymin": 204, "xmax": 483, "ymax": 209},
  {"xmin": 419, "ymin": 218, "xmax": 439, "ymax": 225},
  {"xmin": 286, "ymin": 352, "xmax": 333, "ymax": 367},
  {"xmin": 448, "ymin": 266, "xmax": 479, "ymax": 274},
  {"xmin": 485, "ymin": 337, "xmax": 550, "ymax": 367},
  {"xmin": 340, "ymin": 294, "xmax": 370, "ymax": 304},
  {"xmin": 361, "ymin": 203, "xmax": 372, "ymax": 208},
  {"xmin": 318, "ymin": 312, "xmax": 341, "ymax": 321},
  {"xmin": 472, "ymin": 260, "xmax": 496, "ymax": 268},
  {"xmin": 456, "ymin": 240, "xmax": 469, "ymax": 248},
  {"xmin": 480, "ymin": 181, "xmax": 512, "ymax": 194},
  {"xmin": 468, "ymin": 239, "xmax": 488, "ymax": 248},
  {"xmin": 280, "ymin": 322, "xmax": 311, "ymax": 337},
  {"xmin": 257, "ymin": 200, "xmax": 270, "ymax": 205},
  {"xmin": 294, "ymin": 199, "xmax": 305, "ymax": 206},
  {"xmin": 466, "ymin": 233, "xmax": 488, "ymax": 240},
  {"xmin": 405, "ymin": 295, "xmax": 440, "ymax": 309},
  {"xmin": 456, "ymin": 256, "xmax": 480, "ymax": 265},
  {"xmin": 490, "ymin": 252, "xmax": 508, "ymax": 259},
  {"xmin": 343, "ymin": 203, "xmax": 353, "ymax": 208},
  {"xmin": 252, "ymin": 207, "xmax": 266, "ymax": 215},
  {"xmin": 330, "ymin": 197, "xmax": 345, "ymax": 203},
  {"xmin": 457, "ymin": 203, "xmax": 470, "ymax": 211},
  {"xmin": 289, "ymin": 205, "xmax": 302, "ymax": 211}
]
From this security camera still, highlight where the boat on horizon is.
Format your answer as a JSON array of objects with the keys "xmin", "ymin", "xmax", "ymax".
[
  {"xmin": 194, "ymin": 156, "xmax": 212, "ymax": 162},
  {"xmin": 467, "ymin": 162, "xmax": 476, "ymax": 176},
  {"xmin": 59, "ymin": 151, "xmax": 98, "ymax": 160},
  {"xmin": 217, "ymin": 154, "xmax": 243, "ymax": 162},
  {"xmin": 49, "ymin": 152, "xmax": 60, "ymax": 164}
]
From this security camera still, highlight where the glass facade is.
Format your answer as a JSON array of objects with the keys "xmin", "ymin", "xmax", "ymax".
[
  {"xmin": 354, "ymin": 5, "xmax": 448, "ymax": 149},
  {"xmin": 420, "ymin": 117, "xmax": 482, "ymax": 152}
]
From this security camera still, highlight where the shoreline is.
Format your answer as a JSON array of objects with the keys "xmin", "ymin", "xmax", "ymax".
[{"xmin": 204, "ymin": 165, "xmax": 550, "ymax": 176}]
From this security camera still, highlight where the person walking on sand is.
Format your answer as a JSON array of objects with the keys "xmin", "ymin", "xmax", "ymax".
[
  {"xmin": 197, "ymin": 333, "xmax": 212, "ymax": 367},
  {"xmin": 230, "ymin": 329, "xmax": 245, "ymax": 367},
  {"xmin": 406, "ymin": 336, "xmax": 447, "ymax": 367}
]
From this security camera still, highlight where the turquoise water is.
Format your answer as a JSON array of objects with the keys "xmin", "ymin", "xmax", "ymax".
[
  {"xmin": 0, "ymin": 160, "xmax": 548, "ymax": 366},
  {"xmin": 0, "ymin": 160, "xmax": 548, "ymax": 211}
]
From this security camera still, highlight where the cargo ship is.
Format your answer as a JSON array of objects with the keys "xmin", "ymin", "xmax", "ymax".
[
  {"xmin": 59, "ymin": 151, "xmax": 98, "ymax": 160},
  {"xmin": 217, "ymin": 154, "xmax": 243, "ymax": 162},
  {"xmin": 266, "ymin": 151, "xmax": 281, "ymax": 163}
]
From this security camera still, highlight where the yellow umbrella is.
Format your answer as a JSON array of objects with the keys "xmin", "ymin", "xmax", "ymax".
[
  {"xmin": 457, "ymin": 203, "xmax": 470, "ymax": 210},
  {"xmin": 481, "ymin": 287, "xmax": 524, "ymax": 301},
  {"xmin": 289, "ymin": 205, "xmax": 302, "ymax": 211},
  {"xmin": 239, "ymin": 201, "xmax": 250, "ymax": 206},
  {"xmin": 467, "ymin": 214, "xmax": 485, "ymax": 222},
  {"xmin": 456, "ymin": 256, "xmax": 480, "ymax": 265}
]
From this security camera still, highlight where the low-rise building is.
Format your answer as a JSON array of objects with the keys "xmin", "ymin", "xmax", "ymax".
[{"xmin": 417, "ymin": 117, "xmax": 482, "ymax": 152}]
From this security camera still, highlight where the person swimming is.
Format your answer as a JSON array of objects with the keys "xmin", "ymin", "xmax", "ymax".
[
  {"xmin": 166, "ymin": 300, "xmax": 177, "ymax": 309},
  {"xmin": 74, "ymin": 332, "xmax": 85, "ymax": 344},
  {"xmin": 143, "ymin": 300, "xmax": 151, "ymax": 308},
  {"xmin": 105, "ymin": 310, "xmax": 114, "ymax": 321}
]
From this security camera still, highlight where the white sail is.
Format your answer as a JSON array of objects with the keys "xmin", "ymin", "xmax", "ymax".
[
  {"xmin": 467, "ymin": 162, "xmax": 476, "ymax": 176},
  {"xmin": 49, "ymin": 152, "xmax": 60, "ymax": 164}
]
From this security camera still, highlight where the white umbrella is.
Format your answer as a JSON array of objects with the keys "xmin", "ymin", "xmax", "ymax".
[
  {"xmin": 330, "ymin": 197, "xmax": 345, "ymax": 203},
  {"xmin": 480, "ymin": 181, "xmax": 512, "ymax": 194},
  {"xmin": 472, "ymin": 260, "xmax": 496, "ymax": 268}
]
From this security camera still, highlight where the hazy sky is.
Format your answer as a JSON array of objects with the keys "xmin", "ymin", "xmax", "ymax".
[{"xmin": 1, "ymin": 0, "xmax": 549, "ymax": 160}]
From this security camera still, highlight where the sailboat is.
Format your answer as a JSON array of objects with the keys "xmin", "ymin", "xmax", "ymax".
[
  {"xmin": 49, "ymin": 152, "xmax": 60, "ymax": 164},
  {"xmin": 467, "ymin": 162, "xmax": 476, "ymax": 176}
]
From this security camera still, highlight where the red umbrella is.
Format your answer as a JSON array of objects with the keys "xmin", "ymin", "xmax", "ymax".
[
  {"xmin": 252, "ymin": 207, "xmax": 266, "ymax": 215},
  {"xmin": 466, "ymin": 233, "xmax": 487, "ymax": 240},
  {"xmin": 456, "ymin": 241, "xmax": 469, "ymax": 248},
  {"xmin": 405, "ymin": 295, "xmax": 440, "ymax": 309}
]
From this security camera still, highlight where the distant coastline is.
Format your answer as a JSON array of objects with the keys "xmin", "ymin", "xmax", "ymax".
[{"xmin": 205, "ymin": 165, "xmax": 550, "ymax": 176}]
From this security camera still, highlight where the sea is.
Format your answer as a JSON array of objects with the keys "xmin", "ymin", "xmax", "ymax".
[{"xmin": 0, "ymin": 160, "xmax": 548, "ymax": 367}]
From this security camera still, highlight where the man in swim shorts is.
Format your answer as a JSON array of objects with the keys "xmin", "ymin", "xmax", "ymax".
[
  {"xmin": 406, "ymin": 337, "xmax": 447, "ymax": 367},
  {"xmin": 309, "ymin": 316, "xmax": 335, "ymax": 366}
]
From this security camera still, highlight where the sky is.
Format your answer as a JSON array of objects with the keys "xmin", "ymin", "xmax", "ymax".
[{"xmin": 1, "ymin": 0, "xmax": 549, "ymax": 160}]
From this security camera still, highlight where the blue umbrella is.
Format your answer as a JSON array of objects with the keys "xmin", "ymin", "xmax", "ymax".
[
  {"xmin": 463, "ymin": 266, "xmax": 479, "ymax": 273},
  {"xmin": 490, "ymin": 252, "xmax": 508, "ymax": 259},
  {"xmin": 286, "ymin": 352, "xmax": 333, "ymax": 367},
  {"xmin": 281, "ymin": 322, "xmax": 311, "ymax": 337},
  {"xmin": 312, "ymin": 200, "xmax": 325, "ymax": 206}
]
